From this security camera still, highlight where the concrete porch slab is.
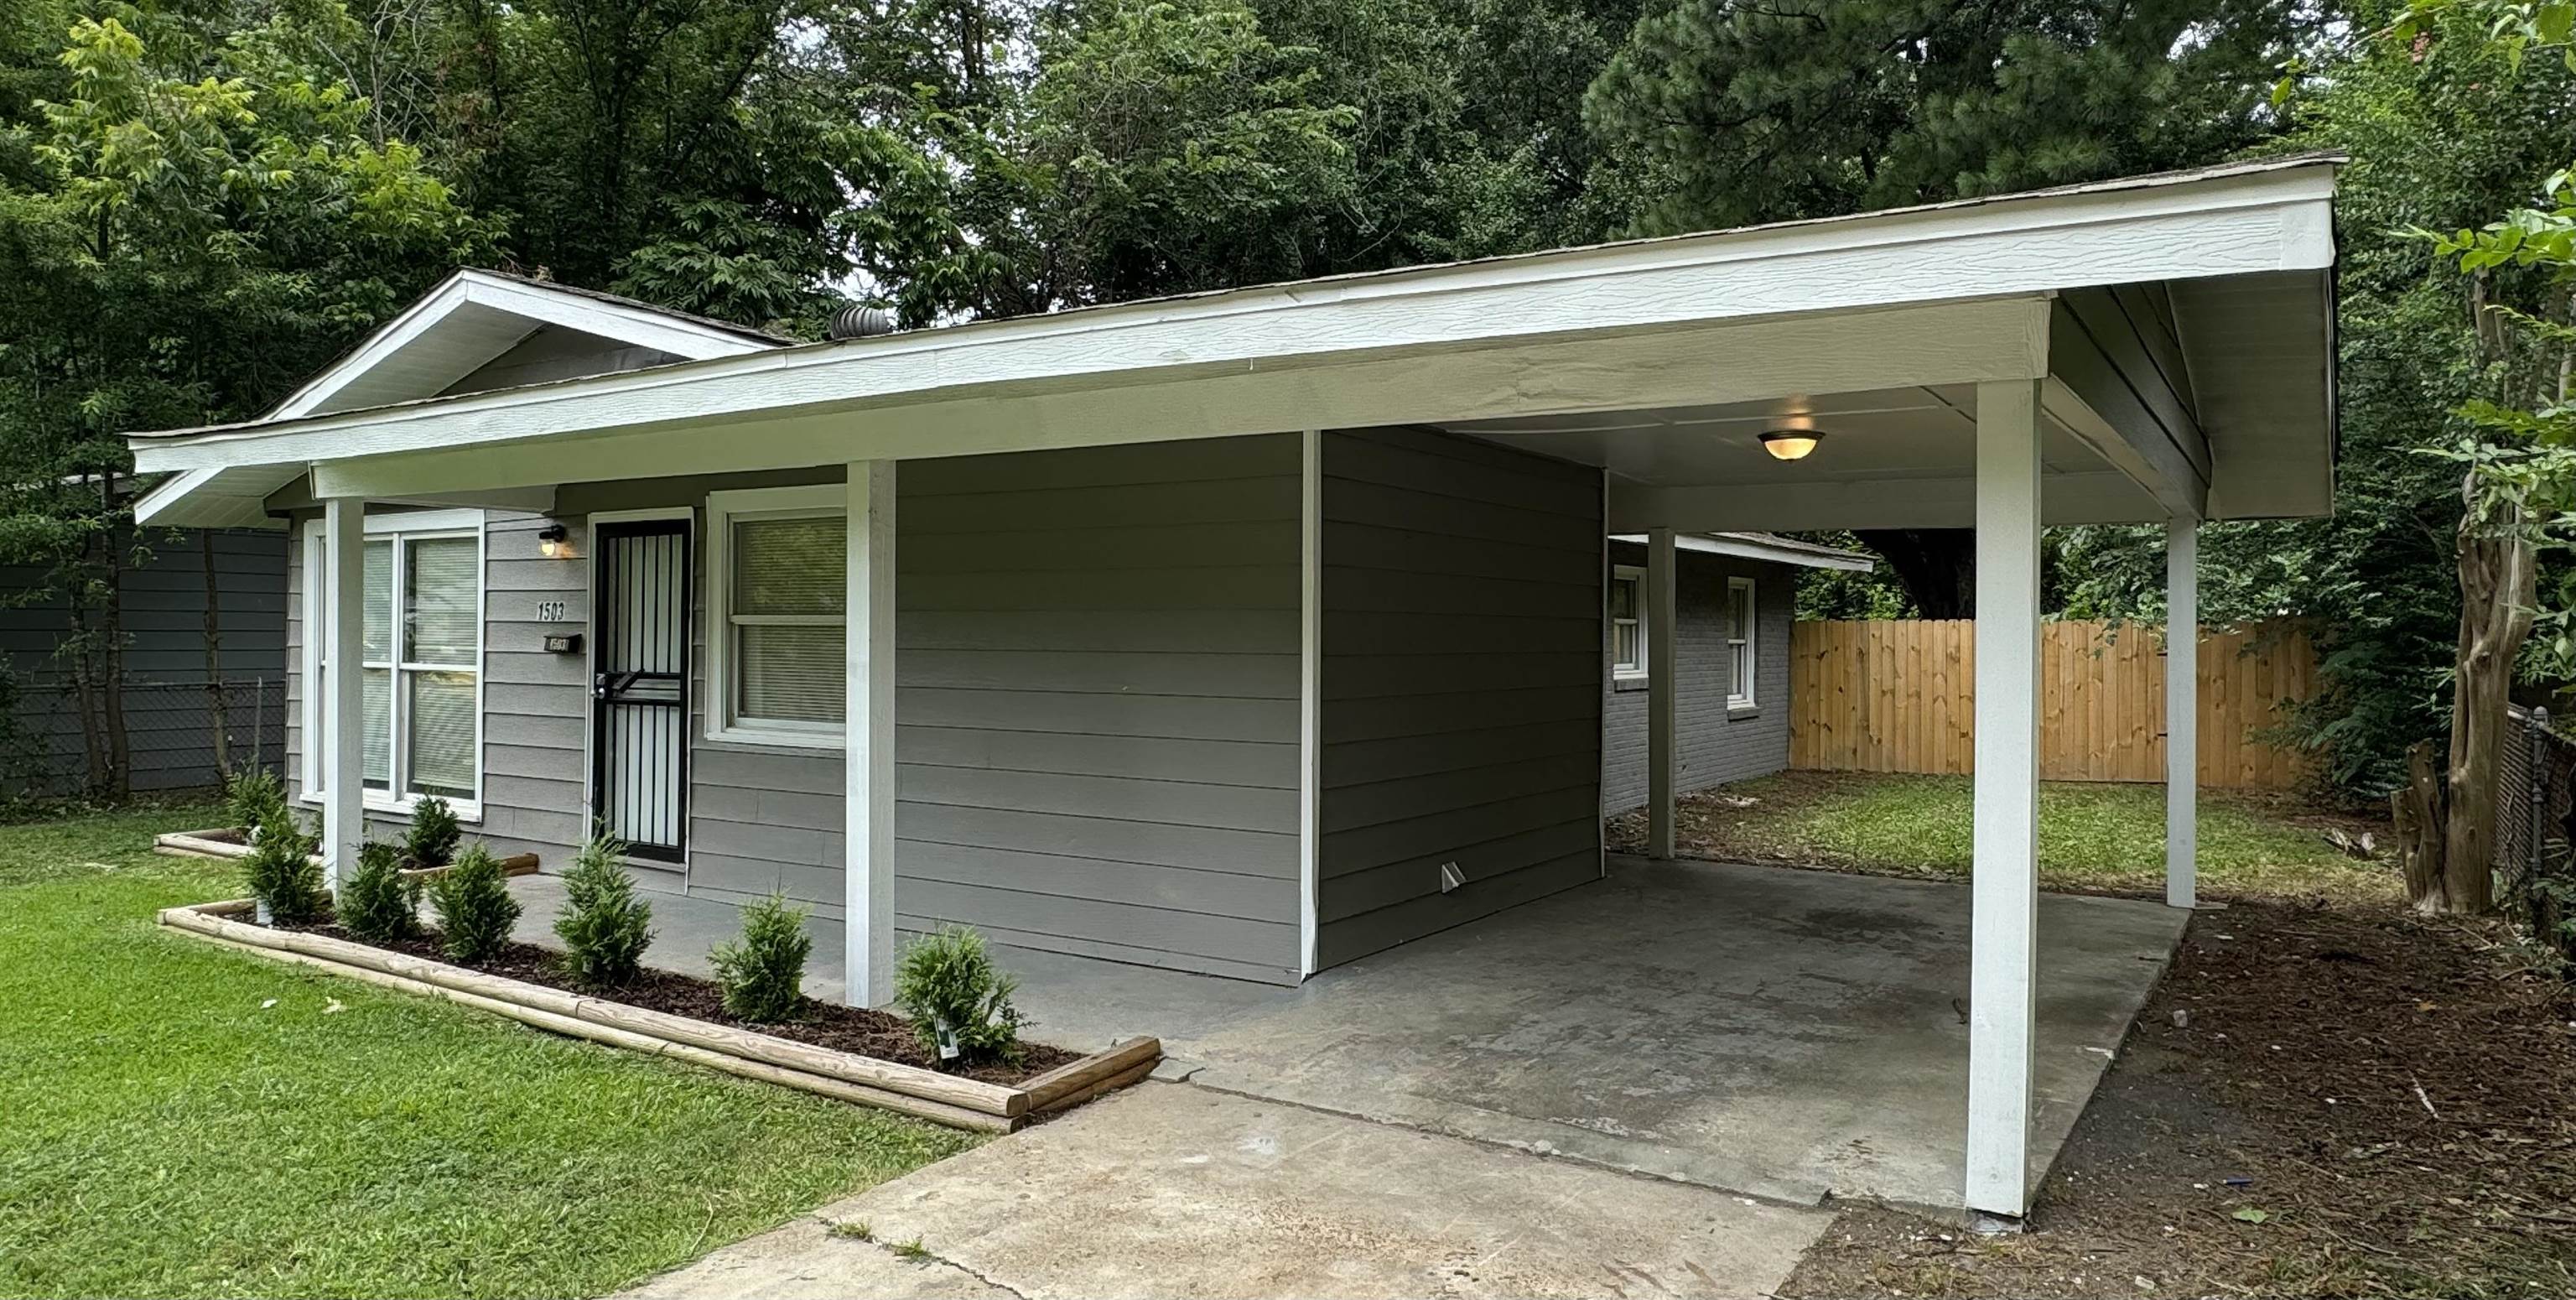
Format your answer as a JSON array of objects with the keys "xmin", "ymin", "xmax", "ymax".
[
  {"xmin": 620, "ymin": 1084, "xmax": 1831, "ymax": 1300},
  {"xmin": 1171, "ymin": 855, "xmax": 2186, "ymax": 1210}
]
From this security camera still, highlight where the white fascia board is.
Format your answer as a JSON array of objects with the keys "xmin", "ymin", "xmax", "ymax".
[
  {"xmin": 133, "ymin": 162, "xmax": 2336, "ymax": 478},
  {"xmin": 1609, "ymin": 532, "xmax": 1876, "ymax": 571},
  {"xmin": 302, "ymin": 298, "xmax": 2053, "ymax": 500},
  {"xmin": 132, "ymin": 465, "xmax": 293, "ymax": 530}
]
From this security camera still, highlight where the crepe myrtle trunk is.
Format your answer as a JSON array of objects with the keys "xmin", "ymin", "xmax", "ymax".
[
  {"xmin": 1854, "ymin": 528, "xmax": 1976, "ymax": 619},
  {"xmin": 2437, "ymin": 477, "xmax": 2535, "ymax": 914}
]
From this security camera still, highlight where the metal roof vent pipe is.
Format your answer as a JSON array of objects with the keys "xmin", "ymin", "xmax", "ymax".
[{"xmin": 829, "ymin": 304, "xmax": 898, "ymax": 341}]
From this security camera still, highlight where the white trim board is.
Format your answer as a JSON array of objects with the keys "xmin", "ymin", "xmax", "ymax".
[{"xmin": 1610, "ymin": 532, "xmax": 1875, "ymax": 572}]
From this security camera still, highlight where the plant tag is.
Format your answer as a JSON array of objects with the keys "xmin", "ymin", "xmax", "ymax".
[
  {"xmin": 934, "ymin": 1016, "xmax": 961, "ymax": 1060},
  {"xmin": 254, "ymin": 898, "xmax": 273, "ymax": 925}
]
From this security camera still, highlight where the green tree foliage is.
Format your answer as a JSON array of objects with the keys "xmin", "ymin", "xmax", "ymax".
[
  {"xmin": 0, "ymin": 5, "xmax": 483, "ymax": 796},
  {"xmin": 1584, "ymin": 0, "xmax": 2315, "ymax": 235},
  {"xmin": 402, "ymin": 794, "xmax": 462, "ymax": 868}
]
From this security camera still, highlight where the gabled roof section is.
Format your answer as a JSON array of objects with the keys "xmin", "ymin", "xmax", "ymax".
[
  {"xmin": 138, "ymin": 270, "xmax": 786, "ymax": 528},
  {"xmin": 273, "ymin": 268, "xmax": 785, "ymax": 420}
]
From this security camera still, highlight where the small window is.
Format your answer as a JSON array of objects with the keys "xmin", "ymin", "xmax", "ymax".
[
  {"xmin": 1611, "ymin": 565, "xmax": 1645, "ymax": 679},
  {"xmin": 707, "ymin": 486, "xmax": 846, "ymax": 746},
  {"xmin": 1727, "ymin": 575, "xmax": 1757, "ymax": 709}
]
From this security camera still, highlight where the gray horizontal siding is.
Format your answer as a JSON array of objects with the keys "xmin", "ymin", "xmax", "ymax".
[
  {"xmin": 1314, "ymin": 426, "xmax": 1604, "ymax": 970},
  {"xmin": 891, "ymin": 436, "xmax": 1305, "ymax": 985},
  {"xmin": 1599, "ymin": 543, "xmax": 1796, "ymax": 815}
]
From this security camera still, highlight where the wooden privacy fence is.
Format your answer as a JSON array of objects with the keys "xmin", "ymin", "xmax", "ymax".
[{"xmin": 1788, "ymin": 619, "xmax": 2318, "ymax": 789}]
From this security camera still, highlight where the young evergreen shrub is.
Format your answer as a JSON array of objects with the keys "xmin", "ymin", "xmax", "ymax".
[
  {"xmin": 402, "ymin": 796, "xmax": 463, "ymax": 868},
  {"xmin": 893, "ymin": 925, "xmax": 1026, "ymax": 1069},
  {"xmin": 339, "ymin": 840, "xmax": 420, "ymax": 944},
  {"xmin": 711, "ymin": 892, "xmax": 811, "ymax": 1023},
  {"xmin": 427, "ymin": 844, "xmax": 521, "ymax": 964},
  {"xmin": 553, "ymin": 830, "xmax": 654, "ymax": 987},
  {"xmin": 242, "ymin": 812, "xmax": 325, "ymax": 926},
  {"xmin": 224, "ymin": 766, "xmax": 288, "ymax": 836}
]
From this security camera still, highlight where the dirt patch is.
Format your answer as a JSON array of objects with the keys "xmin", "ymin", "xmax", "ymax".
[
  {"xmin": 1779, "ymin": 902, "xmax": 2576, "ymax": 1298},
  {"xmin": 283, "ymin": 922, "xmax": 1080, "ymax": 1086}
]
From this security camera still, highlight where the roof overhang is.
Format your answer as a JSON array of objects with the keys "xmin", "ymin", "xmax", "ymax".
[
  {"xmin": 132, "ymin": 154, "xmax": 2339, "ymax": 532},
  {"xmin": 1610, "ymin": 533, "xmax": 1875, "ymax": 572},
  {"xmin": 138, "ymin": 269, "xmax": 782, "ymax": 528}
]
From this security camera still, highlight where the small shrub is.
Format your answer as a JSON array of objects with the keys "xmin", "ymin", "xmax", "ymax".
[
  {"xmin": 242, "ymin": 811, "xmax": 325, "ymax": 926},
  {"xmin": 427, "ymin": 844, "xmax": 522, "ymax": 964},
  {"xmin": 224, "ymin": 766, "xmax": 289, "ymax": 836},
  {"xmin": 893, "ymin": 925, "xmax": 1026, "ymax": 1069},
  {"xmin": 339, "ymin": 840, "xmax": 420, "ymax": 943},
  {"xmin": 402, "ymin": 796, "xmax": 463, "ymax": 868},
  {"xmin": 711, "ymin": 891, "xmax": 811, "ymax": 1023},
  {"xmin": 553, "ymin": 830, "xmax": 654, "ymax": 987}
]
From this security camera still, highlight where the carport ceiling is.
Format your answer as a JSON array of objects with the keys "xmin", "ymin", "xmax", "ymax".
[{"xmin": 1442, "ymin": 382, "xmax": 2158, "ymax": 529}]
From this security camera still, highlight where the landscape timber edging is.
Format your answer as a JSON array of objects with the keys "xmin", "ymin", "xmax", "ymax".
[{"xmin": 153, "ymin": 897, "xmax": 1160, "ymax": 1132}]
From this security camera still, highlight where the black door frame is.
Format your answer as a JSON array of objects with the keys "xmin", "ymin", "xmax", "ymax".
[{"xmin": 589, "ymin": 517, "xmax": 692, "ymax": 864}]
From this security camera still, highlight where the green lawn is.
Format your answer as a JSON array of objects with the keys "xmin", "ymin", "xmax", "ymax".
[
  {"xmin": 0, "ymin": 802, "xmax": 975, "ymax": 1299},
  {"xmin": 1611, "ymin": 771, "xmax": 2402, "ymax": 903}
]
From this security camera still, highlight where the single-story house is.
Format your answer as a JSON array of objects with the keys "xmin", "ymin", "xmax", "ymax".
[{"xmin": 128, "ymin": 153, "xmax": 2340, "ymax": 1218}]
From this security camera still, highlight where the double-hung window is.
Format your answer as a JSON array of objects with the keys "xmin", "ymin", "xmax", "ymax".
[
  {"xmin": 302, "ymin": 511, "xmax": 485, "ymax": 813},
  {"xmin": 1727, "ymin": 575, "xmax": 1758, "ymax": 709},
  {"xmin": 1610, "ymin": 565, "xmax": 1646, "ymax": 681},
  {"xmin": 706, "ymin": 486, "xmax": 846, "ymax": 747}
]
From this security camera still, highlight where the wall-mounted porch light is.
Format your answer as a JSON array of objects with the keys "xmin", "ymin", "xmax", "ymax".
[
  {"xmin": 537, "ymin": 523, "xmax": 571, "ymax": 559},
  {"xmin": 1758, "ymin": 429, "xmax": 1823, "ymax": 461}
]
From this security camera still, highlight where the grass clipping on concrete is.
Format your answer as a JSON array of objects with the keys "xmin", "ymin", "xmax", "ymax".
[
  {"xmin": 1609, "ymin": 771, "xmax": 2401, "ymax": 903},
  {"xmin": 0, "ymin": 803, "xmax": 975, "ymax": 1298}
]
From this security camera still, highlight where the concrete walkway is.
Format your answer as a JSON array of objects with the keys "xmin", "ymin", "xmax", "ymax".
[{"xmin": 621, "ymin": 1085, "xmax": 1832, "ymax": 1300}]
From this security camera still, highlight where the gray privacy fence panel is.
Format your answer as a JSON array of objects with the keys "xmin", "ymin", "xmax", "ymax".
[
  {"xmin": 2497, "ymin": 705, "xmax": 2576, "ymax": 959},
  {"xmin": 9, "ymin": 677, "xmax": 286, "ymax": 796}
]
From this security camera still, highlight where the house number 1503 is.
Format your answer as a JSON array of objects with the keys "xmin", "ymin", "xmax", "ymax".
[{"xmin": 536, "ymin": 601, "xmax": 568, "ymax": 622}]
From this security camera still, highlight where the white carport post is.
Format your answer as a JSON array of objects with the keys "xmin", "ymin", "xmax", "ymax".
[
  {"xmin": 321, "ymin": 496, "xmax": 366, "ymax": 892},
  {"xmin": 845, "ymin": 460, "xmax": 897, "ymax": 1007},
  {"xmin": 2166, "ymin": 520, "xmax": 2199, "ymax": 909},
  {"xmin": 1645, "ymin": 527, "xmax": 1679, "ymax": 859},
  {"xmin": 1966, "ymin": 379, "xmax": 2043, "ymax": 1220}
]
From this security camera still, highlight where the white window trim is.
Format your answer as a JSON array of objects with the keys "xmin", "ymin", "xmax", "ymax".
[
  {"xmin": 1727, "ymin": 575, "xmax": 1758, "ymax": 710},
  {"xmin": 1612, "ymin": 564, "xmax": 1647, "ymax": 681},
  {"xmin": 299, "ymin": 510, "xmax": 486, "ymax": 820},
  {"xmin": 704, "ymin": 484, "xmax": 847, "ymax": 750}
]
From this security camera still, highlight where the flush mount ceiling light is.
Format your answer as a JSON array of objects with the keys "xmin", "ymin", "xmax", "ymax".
[{"xmin": 1758, "ymin": 429, "xmax": 1823, "ymax": 461}]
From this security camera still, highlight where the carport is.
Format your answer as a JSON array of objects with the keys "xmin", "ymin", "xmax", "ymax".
[{"xmin": 134, "ymin": 153, "xmax": 2339, "ymax": 1220}]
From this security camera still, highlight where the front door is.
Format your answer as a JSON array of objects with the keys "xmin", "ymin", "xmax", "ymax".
[{"xmin": 592, "ymin": 519, "xmax": 690, "ymax": 862}]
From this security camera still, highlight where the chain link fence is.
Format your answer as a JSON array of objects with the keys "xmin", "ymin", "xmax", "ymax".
[
  {"xmin": 2497, "ymin": 705, "xmax": 2576, "ymax": 960},
  {"xmin": 7, "ymin": 677, "xmax": 286, "ymax": 798}
]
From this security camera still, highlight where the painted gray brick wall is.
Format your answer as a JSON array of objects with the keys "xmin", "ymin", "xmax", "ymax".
[
  {"xmin": 1313, "ymin": 426, "xmax": 1605, "ymax": 971},
  {"xmin": 1598, "ymin": 540, "xmax": 1795, "ymax": 814}
]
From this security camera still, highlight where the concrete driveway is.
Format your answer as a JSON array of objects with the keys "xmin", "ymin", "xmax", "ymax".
[{"xmin": 623, "ymin": 1085, "xmax": 1831, "ymax": 1300}]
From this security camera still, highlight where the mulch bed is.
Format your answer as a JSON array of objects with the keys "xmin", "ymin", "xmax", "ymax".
[
  {"xmin": 281, "ymin": 921, "xmax": 1080, "ymax": 1087},
  {"xmin": 1779, "ymin": 902, "xmax": 2576, "ymax": 1298}
]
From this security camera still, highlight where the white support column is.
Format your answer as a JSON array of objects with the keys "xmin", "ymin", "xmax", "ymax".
[
  {"xmin": 2166, "ymin": 519, "xmax": 2199, "ymax": 910},
  {"xmin": 1966, "ymin": 379, "xmax": 2043, "ymax": 1220},
  {"xmin": 844, "ymin": 460, "xmax": 897, "ymax": 1008},
  {"xmin": 1646, "ymin": 526, "xmax": 1679, "ymax": 860},
  {"xmin": 1298, "ymin": 430, "xmax": 1322, "ymax": 978},
  {"xmin": 322, "ymin": 497, "xmax": 366, "ymax": 892}
]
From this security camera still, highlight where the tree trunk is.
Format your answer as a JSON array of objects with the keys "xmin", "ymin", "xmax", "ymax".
[
  {"xmin": 2437, "ymin": 474, "xmax": 2537, "ymax": 913},
  {"xmin": 2394, "ymin": 738, "xmax": 2449, "ymax": 911},
  {"xmin": 201, "ymin": 528, "xmax": 229, "ymax": 783},
  {"xmin": 1853, "ymin": 528, "xmax": 1975, "ymax": 618}
]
